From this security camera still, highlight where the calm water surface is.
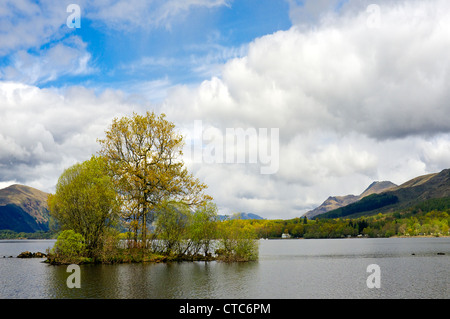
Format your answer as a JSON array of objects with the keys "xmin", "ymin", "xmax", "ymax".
[{"xmin": 0, "ymin": 238, "xmax": 448, "ymax": 299}]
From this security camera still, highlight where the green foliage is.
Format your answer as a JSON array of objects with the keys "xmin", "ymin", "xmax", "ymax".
[
  {"xmin": 154, "ymin": 200, "xmax": 192, "ymax": 255},
  {"xmin": 97, "ymin": 111, "xmax": 211, "ymax": 247},
  {"xmin": 48, "ymin": 230, "xmax": 87, "ymax": 264},
  {"xmin": 94, "ymin": 228, "xmax": 122, "ymax": 263},
  {"xmin": 189, "ymin": 201, "xmax": 219, "ymax": 256},
  {"xmin": 0, "ymin": 230, "xmax": 56, "ymax": 239},
  {"xmin": 153, "ymin": 200, "xmax": 222, "ymax": 260},
  {"xmin": 410, "ymin": 197, "xmax": 450, "ymax": 214},
  {"xmin": 48, "ymin": 155, "xmax": 121, "ymax": 258},
  {"xmin": 216, "ymin": 219, "xmax": 259, "ymax": 262},
  {"xmin": 224, "ymin": 207, "xmax": 449, "ymax": 239},
  {"xmin": 44, "ymin": 113, "xmax": 259, "ymax": 264}
]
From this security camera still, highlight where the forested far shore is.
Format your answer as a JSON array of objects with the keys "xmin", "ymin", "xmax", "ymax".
[
  {"xmin": 0, "ymin": 230, "xmax": 56, "ymax": 239},
  {"xmin": 2, "ymin": 208, "xmax": 448, "ymax": 241},
  {"xmin": 252, "ymin": 210, "xmax": 449, "ymax": 239}
]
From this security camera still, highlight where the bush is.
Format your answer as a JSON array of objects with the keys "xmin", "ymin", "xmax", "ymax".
[
  {"xmin": 94, "ymin": 229, "xmax": 122, "ymax": 263},
  {"xmin": 215, "ymin": 220, "xmax": 259, "ymax": 262},
  {"xmin": 47, "ymin": 230, "xmax": 88, "ymax": 264}
]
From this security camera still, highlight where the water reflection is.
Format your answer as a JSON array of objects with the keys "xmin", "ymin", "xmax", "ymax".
[
  {"xmin": 42, "ymin": 261, "xmax": 259, "ymax": 299},
  {"xmin": 1, "ymin": 238, "xmax": 448, "ymax": 299}
]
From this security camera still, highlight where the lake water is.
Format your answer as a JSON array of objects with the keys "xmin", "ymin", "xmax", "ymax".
[{"xmin": 0, "ymin": 238, "xmax": 448, "ymax": 299}]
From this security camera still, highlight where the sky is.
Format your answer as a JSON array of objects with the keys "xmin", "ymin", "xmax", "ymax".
[{"xmin": 1, "ymin": 0, "xmax": 450, "ymax": 219}]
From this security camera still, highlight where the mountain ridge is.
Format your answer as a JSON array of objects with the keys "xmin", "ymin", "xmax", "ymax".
[
  {"xmin": 304, "ymin": 180, "xmax": 397, "ymax": 219},
  {"xmin": 317, "ymin": 168, "xmax": 450, "ymax": 219}
]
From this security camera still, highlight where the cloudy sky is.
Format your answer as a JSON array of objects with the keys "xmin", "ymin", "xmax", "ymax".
[{"xmin": 1, "ymin": 0, "xmax": 450, "ymax": 219}]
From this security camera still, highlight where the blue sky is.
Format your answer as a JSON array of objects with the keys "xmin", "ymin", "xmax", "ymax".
[
  {"xmin": 2, "ymin": 0, "xmax": 450, "ymax": 219},
  {"xmin": 0, "ymin": 0, "xmax": 292, "ymax": 95},
  {"xmin": 79, "ymin": 0, "xmax": 291, "ymax": 93}
]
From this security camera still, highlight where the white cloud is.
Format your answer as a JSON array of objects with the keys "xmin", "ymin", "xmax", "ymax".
[
  {"xmin": 0, "ymin": 81, "xmax": 141, "ymax": 192},
  {"xmin": 1, "ymin": 36, "xmax": 94, "ymax": 85},
  {"xmin": 85, "ymin": 0, "xmax": 230, "ymax": 31},
  {"xmin": 0, "ymin": 0, "xmax": 229, "ymax": 56},
  {"xmin": 418, "ymin": 134, "xmax": 450, "ymax": 173},
  {"xmin": 163, "ymin": 0, "xmax": 450, "ymax": 138},
  {"xmin": 159, "ymin": 0, "xmax": 450, "ymax": 218},
  {"xmin": 0, "ymin": 0, "xmax": 230, "ymax": 87},
  {"xmin": 0, "ymin": 1, "xmax": 95, "ymax": 85},
  {"xmin": 0, "ymin": 0, "xmax": 72, "ymax": 55}
]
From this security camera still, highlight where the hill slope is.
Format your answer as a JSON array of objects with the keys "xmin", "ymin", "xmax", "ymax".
[
  {"xmin": 0, "ymin": 184, "xmax": 50, "ymax": 232},
  {"xmin": 387, "ymin": 169, "xmax": 450, "ymax": 208},
  {"xmin": 305, "ymin": 181, "xmax": 397, "ymax": 219},
  {"xmin": 360, "ymin": 181, "xmax": 399, "ymax": 197},
  {"xmin": 317, "ymin": 169, "xmax": 450, "ymax": 219}
]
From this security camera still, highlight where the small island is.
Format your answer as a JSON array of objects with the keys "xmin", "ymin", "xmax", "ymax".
[{"xmin": 45, "ymin": 112, "xmax": 258, "ymax": 265}]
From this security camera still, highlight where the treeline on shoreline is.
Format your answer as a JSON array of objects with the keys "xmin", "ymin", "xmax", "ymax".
[
  {"xmin": 3, "ymin": 208, "xmax": 448, "ymax": 241},
  {"xmin": 247, "ymin": 209, "xmax": 450, "ymax": 239},
  {"xmin": 0, "ymin": 230, "xmax": 57, "ymax": 239}
]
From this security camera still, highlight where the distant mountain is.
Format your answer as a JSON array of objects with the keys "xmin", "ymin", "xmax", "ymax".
[
  {"xmin": 360, "ymin": 181, "xmax": 398, "ymax": 197},
  {"xmin": 0, "ymin": 184, "xmax": 50, "ymax": 232},
  {"xmin": 386, "ymin": 169, "xmax": 450, "ymax": 209},
  {"xmin": 218, "ymin": 212, "xmax": 265, "ymax": 221},
  {"xmin": 317, "ymin": 169, "xmax": 450, "ymax": 219},
  {"xmin": 305, "ymin": 181, "xmax": 397, "ymax": 219}
]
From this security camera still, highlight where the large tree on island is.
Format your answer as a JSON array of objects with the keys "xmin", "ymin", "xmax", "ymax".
[
  {"xmin": 48, "ymin": 155, "xmax": 121, "ymax": 258},
  {"xmin": 98, "ymin": 111, "xmax": 211, "ymax": 247}
]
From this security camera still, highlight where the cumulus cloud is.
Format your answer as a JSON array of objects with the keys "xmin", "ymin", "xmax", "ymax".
[
  {"xmin": 164, "ymin": 0, "xmax": 450, "ymax": 140},
  {"xmin": 159, "ymin": 0, "xmax": 450, "ymax": 218},
  {"xmin": 1, "ymin": 36, "xmax": 94, "ymax": 85},
  {"xmin": 0, "ymin": 82, "xmax": 141, "ymax": 191}
]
